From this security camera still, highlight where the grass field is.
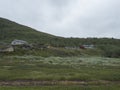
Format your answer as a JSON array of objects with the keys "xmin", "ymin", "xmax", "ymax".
[
  {"xmin": 0, "ymin": 85, "xmax": 120, "ymax": 90},
  {"xmin": 0, "ymin": 56, "xmax": 119, "ymax": 89}
]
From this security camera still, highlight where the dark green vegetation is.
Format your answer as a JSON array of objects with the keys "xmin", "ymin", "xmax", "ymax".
[
  {"xmin": 0, "ymin": 17, "xmax": 120, "ymax": 57},
  {"xmin": 0, "ymin": 56, "xmax": 119, "ymax": 89},
  {"xmin": 0, "ymin": 48, "xmax": 82, "ymax": 57},
  {"xmin": 0, "ymin": 17, "xmax": 56, "ymax": 43}
]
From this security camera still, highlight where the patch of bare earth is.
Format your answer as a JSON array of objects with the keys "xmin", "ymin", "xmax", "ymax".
[{"xmin": 0, "ymin": 80, "xmax": 119, "ymax": 86}]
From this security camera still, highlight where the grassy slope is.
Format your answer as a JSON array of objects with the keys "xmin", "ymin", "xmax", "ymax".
[
  {"xmin": 0, "ymin": 18, "xmax": 101, "ymax": 57},
  {"xmin": 0, "ymin": 17, "xmax": 57, "ymax": 43},
  {"xmin": 0, "ymin": 17, "xmax": 120, "ymax": 46}
]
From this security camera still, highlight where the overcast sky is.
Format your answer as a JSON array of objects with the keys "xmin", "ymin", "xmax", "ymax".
[{"xmin": 0, "ymin": 0, "xmax": 120, "ymax": 38}]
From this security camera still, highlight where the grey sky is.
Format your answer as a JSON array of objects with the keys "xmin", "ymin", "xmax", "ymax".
[{"xmin": 0, "ymin": 0, "xmax": 120, "ymax": 38}]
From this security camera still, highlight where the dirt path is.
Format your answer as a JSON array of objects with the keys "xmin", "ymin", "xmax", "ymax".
[{"xmin": 0, "ymin": 80, "xmax": 119, "ymax": 86}]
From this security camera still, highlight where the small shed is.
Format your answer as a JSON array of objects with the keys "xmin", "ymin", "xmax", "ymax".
[{"xmin": 11, "ymin": 39, "xmax": 28, "ymax": 46}]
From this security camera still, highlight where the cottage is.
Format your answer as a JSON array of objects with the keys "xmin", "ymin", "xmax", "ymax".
[{"xmin": 11, "ymin": 39, "xmax": 28, "ymax": 46}]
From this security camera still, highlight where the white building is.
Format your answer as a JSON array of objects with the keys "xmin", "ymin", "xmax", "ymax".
[{"xmin": 11, "ymin": 39, "xmax": 28, "ymax": 46}]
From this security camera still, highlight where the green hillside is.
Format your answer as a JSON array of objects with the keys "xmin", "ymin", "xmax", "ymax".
[
  {"xmin": 0, "ymin": 17, "xmax": 120, "ymax": 46},
  {"xmin": 0, "ymin": 17, "xmax": 120, "ymax": 57},
  {"xmin": 0, "ymin": 17, "xmax": 57, "ymax": 43}
]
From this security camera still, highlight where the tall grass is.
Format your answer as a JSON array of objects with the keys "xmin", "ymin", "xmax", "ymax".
[{"xmin": 0, "ymin": 56, "xmax": 119, "ymax": 81}]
